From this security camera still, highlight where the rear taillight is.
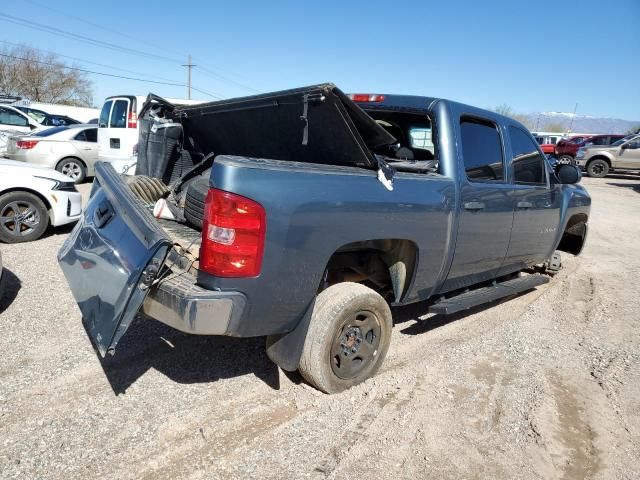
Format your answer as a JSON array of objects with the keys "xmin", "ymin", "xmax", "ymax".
[
  {"xmin": 127, "ymin": 111, "xmax": 137, "ymax": 128},
  {"xmin": 16, "ymin": 140, "xmax": 39, "ymax": 149},
  {"xmin": 200, "ymin": 189, "xmax": 266, "ymax": 278}
]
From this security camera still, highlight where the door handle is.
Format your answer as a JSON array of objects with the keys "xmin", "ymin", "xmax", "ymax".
[
  {"xmin": 464, "ymin": 201, "xmax": 485, "ymax": 211},
  {"xmin": 517, "ymin": 201, "xmax": 533, "ymax": 209},
  {"xmin": 94, "ymin": 202, "xmax": 114, "ymax": 228}
]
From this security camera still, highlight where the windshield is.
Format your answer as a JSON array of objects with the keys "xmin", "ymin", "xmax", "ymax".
[{"xmin": 33, "ymin": 126, "xmax": 69, "ymax": 137}]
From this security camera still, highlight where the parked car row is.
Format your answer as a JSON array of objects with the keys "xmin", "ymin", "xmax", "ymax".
[
  {"xmin": 575, "ymin": 134, "xmax": 640, "ymax": 177},
  {"xmin": 555, "ymin": 134, "xmax": 626, "ymax": 165},
  {"xmin": 533, "ymin": 133, "xmax": 628, "ymax": 165}
]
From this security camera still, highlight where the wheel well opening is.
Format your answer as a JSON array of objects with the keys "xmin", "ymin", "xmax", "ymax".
[
  {"xmin": 587, "ymin": 156, "xmax": 611, "ymax": 166},
  {"xmin": 321, "ymin": 239, "xmax": 418, "ymax": 303},
  {"xmin": 558, "ymin": 213, "xmax": 588, "ymax": 255}
]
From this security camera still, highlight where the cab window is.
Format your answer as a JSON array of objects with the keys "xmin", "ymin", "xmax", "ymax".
[
  {"xmin": 509, "ymin": 126, "xmax": 547, "ymax": 185},
  {"xmin": 460, "ymin": 117, "xmax": 504, "ymax": 182}
]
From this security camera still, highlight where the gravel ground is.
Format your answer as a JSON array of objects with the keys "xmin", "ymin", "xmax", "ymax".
[{"xmin": 1, "ymin": 176, "xmax": 639, "ymax": 479}]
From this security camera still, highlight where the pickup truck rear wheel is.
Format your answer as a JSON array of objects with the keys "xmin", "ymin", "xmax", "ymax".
[
  {"xmin": 586, "ymin": 159, "xmax": 609, "ymax": 178},
  {"xmin": 298, "ymin": 282, "xmax": 392, "ymax": 394}
]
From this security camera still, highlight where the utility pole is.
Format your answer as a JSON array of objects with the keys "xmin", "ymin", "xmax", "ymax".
[
  {"xmin": 182, "ymin": 55, "xmax": 196, "ymax": 99},
  {"xmin": 568, "ymin": 103, "xmax": 578, "ymax": 133}
]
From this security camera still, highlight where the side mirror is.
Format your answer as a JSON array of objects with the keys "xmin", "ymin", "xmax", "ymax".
[
  {"xmin": 557, "ymin": 164, "xmax": 581, "ymax": 184},
  {"xmin": 621, "ymin": 143, "xmax": 629, "ymax": 150},
  {"xmin": 29, "ymin": 124, "xmax": 37, "ymax": 130}
]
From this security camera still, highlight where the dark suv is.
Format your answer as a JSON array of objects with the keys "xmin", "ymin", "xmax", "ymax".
[{"xmin": 556, "ymin": 134, "xmax": 625, "ymax": 164}]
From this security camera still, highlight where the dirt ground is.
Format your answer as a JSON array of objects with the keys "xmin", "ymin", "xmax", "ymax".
[{"xmin": 0, "ymin": 175, "xmax": 639, "ymax": 479}]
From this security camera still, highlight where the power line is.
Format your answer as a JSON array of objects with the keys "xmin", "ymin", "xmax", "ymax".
[
  {"xmin": 0, "ymin": 40, "xmax": 184, "ymax": 85},
  {"xmin": 0, "ymin": 12, "xmax": 182, "ymax": 64},
  {"xmin": 196, "ymin": 66, "xmax": 261, "ymax": 94},
  {"xmin": 1, "ymin": 9, "xmax": 260, "ymax": 94},
  {"xmin": 22, "ymin": 0, "xmax": 187, "ymax": 60},
  {"xmin": 0, "ymin": 52, "xmax": 222, "ymax": 98}
]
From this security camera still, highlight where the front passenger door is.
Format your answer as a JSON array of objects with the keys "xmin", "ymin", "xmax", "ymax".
[{"xmin": 499, "ymin": 126, "xmax": 561, "ymax": 275}]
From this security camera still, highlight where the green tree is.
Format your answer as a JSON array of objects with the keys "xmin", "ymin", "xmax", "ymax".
[{"xmin": 0, "ymin": 44, "xmax": 93, "ymax": 106}]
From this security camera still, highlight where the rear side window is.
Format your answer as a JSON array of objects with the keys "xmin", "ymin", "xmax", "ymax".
[
  {"xmin": 99, "ymin": 100, "xmax": 112, "ymax": 128},
  {"xmin": 0, "ymin": 107, "xmax": 28, "ymax": 127},
  {"xmin": 460, "ymin": 117, "xmax": 504, "ymax": 182},
  {"xmin": 84, "ymin": 128, "xmax": 97, "ymax": 142},
  {"xmin": 109, "ymin": 99, "xmax": 129, "ymax": 128},
  {"xmin": 74, "ymin": 130, "xmax": 88, "ymax": 141},
  {"xmin": 509, "ymin": 126, "xmax": 547, "ymax": 185}
]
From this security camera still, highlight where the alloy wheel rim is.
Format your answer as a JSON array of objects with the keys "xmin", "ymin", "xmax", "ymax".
[
  {"xmin": 61, "ymin": 162, "xmax": 81, "ymax": 180},
  {"xmin": 0, "ymin": 201, "xmax": 40, "ymax": 237}
]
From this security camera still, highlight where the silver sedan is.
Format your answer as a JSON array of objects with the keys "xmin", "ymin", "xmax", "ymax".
[{"xmin": 5, "ymin": 124, "xmax": 98, "ymax": 183}]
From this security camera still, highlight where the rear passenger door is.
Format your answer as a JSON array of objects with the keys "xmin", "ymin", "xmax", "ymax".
[
  {"xmin": 499, "ymin": 126, "xmax": 561, "ymax": 275},
  {"xmin": 441, "ymin": 116, "xmax": 514, "ymax": 292},
  {"xmin": 72, "ymin": 128, "xmax": 99, "ymax": 173}
]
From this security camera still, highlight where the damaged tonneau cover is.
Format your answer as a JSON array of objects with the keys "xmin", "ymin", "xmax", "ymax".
[{"xmin": 137, "ymin": 84, "xmax": 396, "ymax": 172}]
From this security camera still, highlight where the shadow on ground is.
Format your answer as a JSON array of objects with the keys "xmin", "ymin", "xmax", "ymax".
[
  {"xmin": 0, "ymin": 268, "xmax": 21, "ymax": 315},
  {"xmin": 391, "ymin": 292, "xmax": 528, "ymax": 336},
  {"xmin": 606, "ymin": 182, "xmax": 640, "ymax": 194},
  {"xmin": 87, "ymin": 317, "xmax": 279, "ymax": 395},
  {"xmin": 41, "ymin": 222, "xmax": 76, "ymax": 240}
]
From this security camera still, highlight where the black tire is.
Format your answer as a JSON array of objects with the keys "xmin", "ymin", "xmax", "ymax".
[
  {"xmin": 184, "ymin": 176, "xmax": 209, "ymax": 230},
  {"xmin": 558, "ymin": 155, "xmax": 575, "ymax": 165},
  {"xmin": 56, "ymin": 157, "xmax": 86, "ymax": 183},
  {"xmin": 586, "ymin": 159, "xmax": 609, "ymax": 178},
  {"xmin": 298, "ymin": 282, "xmax": 392, "ymax": 394},
  {"xmin": 0, "ymin": 191, "xmax": 49, "ymax": 243}
]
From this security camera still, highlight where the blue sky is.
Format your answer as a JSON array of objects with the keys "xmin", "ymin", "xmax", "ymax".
[{"xmin": 1, "ymin": 0, "xmax": 639, "ymax": 120}]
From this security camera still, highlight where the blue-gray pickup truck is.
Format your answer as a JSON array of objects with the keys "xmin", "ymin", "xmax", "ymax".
[{"xmin": 58, "ymin": 84, "xmax": 590, "ymax": 393}]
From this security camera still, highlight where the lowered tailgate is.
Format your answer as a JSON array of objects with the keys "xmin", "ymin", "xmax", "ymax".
[{"xmin": 58, "ymin": 162, "xmax": 172, "ymax": 356}]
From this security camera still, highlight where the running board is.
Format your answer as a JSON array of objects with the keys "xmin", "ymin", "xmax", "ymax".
[{"xmin": 428, "ymin": 275, "xmax": 549, "ymax": 315}]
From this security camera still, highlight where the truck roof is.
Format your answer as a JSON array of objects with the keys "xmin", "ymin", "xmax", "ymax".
[{"xmin": 349, "ymin": 93, "xmax": 438, "ymax": 112}]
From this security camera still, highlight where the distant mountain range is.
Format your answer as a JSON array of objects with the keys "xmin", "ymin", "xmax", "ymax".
[{"xmin": 525, "ymin": 112, "xmax": 639, "ymax": 134}]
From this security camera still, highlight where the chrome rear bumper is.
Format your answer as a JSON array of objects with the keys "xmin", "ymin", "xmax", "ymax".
[{"xmin": 141, "ymin": 272, "xmax": 246, "ymax": 335}]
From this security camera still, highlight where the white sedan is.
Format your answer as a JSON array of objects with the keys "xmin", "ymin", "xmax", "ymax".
[
  {"xmin": 5, "ymin": 124, "xmax": 98, "ymax": 183},
  {"xmin": 0, "ymin": 160, "xmax": 82, "ymax": 243}
]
